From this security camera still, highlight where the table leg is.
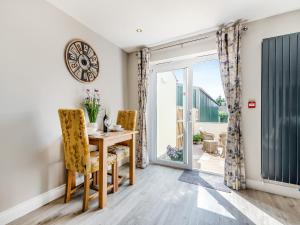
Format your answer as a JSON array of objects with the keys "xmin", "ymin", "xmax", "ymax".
[
  {"xmin": 129, "ymin": 134, "xmax": 136, "ymax": 185},
  {"xmin": 98, "ymin": 140, "xmax": 107, "ymax": 209}
]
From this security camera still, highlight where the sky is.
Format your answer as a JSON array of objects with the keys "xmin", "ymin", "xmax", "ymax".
[
  {"xmin": 193, "ymin": 59, "xmax": 224, "ymax": 100},
  {"xmin": 174, "ymin": 59, "xmax": 225, "ymax": 100}
]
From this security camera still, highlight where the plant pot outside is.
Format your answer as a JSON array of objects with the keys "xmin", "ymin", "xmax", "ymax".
[
  {"xmin": 219, "ymin": 115, "xmax": 228, "ymax": 123},
  {"xmin": 169, "ymin": 153, "xmax": 183, "ymax": 161},
  {"xmin": 193, "ymin": 140, "xmax": 201, "ymax": 145}
]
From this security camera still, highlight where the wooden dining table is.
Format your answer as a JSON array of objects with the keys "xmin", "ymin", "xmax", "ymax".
[{"xmin": 88, "ymin": 130, "xmax": 138, "ymax": 209}]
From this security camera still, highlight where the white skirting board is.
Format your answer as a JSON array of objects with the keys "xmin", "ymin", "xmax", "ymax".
[
  {"xmin": 0, "ymin": 184, "xmax": 65, "ymax": 225},
  {"xmin": 0, "ymin": 175, "xmax": 85, "ymax": 225},
  {"xmin": 0, "ymin": 176, "xmax": 84, "ymax": 225},
  {"xmin": 247, "ymin": 179, "xmax": 300, "ymax": 199}
]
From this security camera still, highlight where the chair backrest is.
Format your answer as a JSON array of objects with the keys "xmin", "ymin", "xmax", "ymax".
[
  {"xmin": 117, "ymin": 110, "xmax": 137, "ymax": 131},
  {"xmin": 200, "ymin": 131, "xmax": 215, "ymax": 140},
  {"xmin": 58, "ymin": 109, "xmax": 90, "ymax": 174}
]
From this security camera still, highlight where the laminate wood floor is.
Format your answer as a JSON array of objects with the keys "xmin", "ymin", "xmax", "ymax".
[{"xmin": 9, "ymin": 165, "xmax": 300, "ymax": 225}]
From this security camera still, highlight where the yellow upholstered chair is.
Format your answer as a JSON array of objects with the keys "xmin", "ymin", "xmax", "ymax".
[
  {"xmin": 108, "ymin": 110, "xmax": 137, "ymax": 167},
  {"xmin": 58, "ymin": 109, "xmax": 118, "ymax": 212}
]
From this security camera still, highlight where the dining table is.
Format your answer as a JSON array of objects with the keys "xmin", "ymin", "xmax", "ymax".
[{"xmin": 88, "ymin": 130, "xmax": 138, "ymax": 209}]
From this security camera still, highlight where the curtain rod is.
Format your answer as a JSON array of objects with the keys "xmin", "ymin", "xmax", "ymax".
[
  {"xmin": 150, "ymin": 35, "xmax": 210, "ymax": 52},
  {"xmin": 150, "ymin": 25, "xmax": 248, "ymax": 53}
]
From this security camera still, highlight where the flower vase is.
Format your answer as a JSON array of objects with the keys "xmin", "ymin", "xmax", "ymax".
[{"xmin": 87, "ymin": 122, "xmax": 98, "ymax": 134}]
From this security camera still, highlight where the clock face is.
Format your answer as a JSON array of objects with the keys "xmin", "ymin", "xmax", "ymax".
[{"xmin": 65, "ymin": 39, "xmax": 99, "ymax": 83}]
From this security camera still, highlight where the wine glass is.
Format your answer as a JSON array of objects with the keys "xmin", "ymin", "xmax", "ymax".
[{"xmin": 104, "ymin": 117, "xmax": 112, "ymax": 134}]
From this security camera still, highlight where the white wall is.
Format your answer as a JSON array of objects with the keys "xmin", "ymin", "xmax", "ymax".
[
  {"xmin": 242, "ymin": 10, "xmax": 300, "ymax": 197},
  {"xmin": 156, "ymin": 72, "xmax": 177, "ymax": 158},
  {"xmin": 194, "ymin": 122, "xmax": 228, "ymax": 139},
  {"xmin": 150, "ymin": 34, "xmax": 217, "ymax": 63},
  {"xmin": 0, "ymin": 0, "xmax": 127, "ymax": 212}
]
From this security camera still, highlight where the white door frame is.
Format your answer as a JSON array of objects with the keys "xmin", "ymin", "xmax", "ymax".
[
  {"xmin": 148, "ymin": 53, "xmax": 218, "ymax": 170},
  {"xmin": 149, "ymin": 66, "xmax": 190, "ymax": 169}
]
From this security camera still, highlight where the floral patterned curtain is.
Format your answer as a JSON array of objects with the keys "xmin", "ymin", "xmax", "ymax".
[
  {"xmin": 216, "ymin": 23, "xmax": 246, "ymax": 190},
  {"xmin": 137, "ymin": 48, "xmax": 150, "ymax": 168}
]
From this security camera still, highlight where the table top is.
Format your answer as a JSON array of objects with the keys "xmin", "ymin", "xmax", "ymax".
[{"xmin": 88, "ymin": 130, "xmax": 138, "ymax": 141}]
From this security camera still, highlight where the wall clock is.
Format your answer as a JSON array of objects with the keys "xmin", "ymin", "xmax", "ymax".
[{"xmin": 65, "ymin": 39, "xmax": 99, "ymax": 83}]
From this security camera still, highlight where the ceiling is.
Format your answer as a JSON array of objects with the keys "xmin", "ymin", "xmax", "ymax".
[{"xmin": 47, "ymin": 0, "xmax": 300, "ymax": 52}]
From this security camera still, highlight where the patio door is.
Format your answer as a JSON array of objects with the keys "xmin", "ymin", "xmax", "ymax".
[
  {"xmin": 149, "ymin": 65, "xmax": 193, "ymax": 169},
  {"xmin": 149, "ymin": 53, "xmax": 220, "ymax": 170}
]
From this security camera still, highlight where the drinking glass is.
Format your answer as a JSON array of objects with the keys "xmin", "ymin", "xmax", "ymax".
[{"xmin": 104, "ymin": 118, "xmax": 112, "ymax": 133}]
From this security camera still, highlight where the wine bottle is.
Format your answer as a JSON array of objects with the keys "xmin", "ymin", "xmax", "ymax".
[{"xmin": 103, "ymin": 110, "xmax": 108, "ymax": 133}]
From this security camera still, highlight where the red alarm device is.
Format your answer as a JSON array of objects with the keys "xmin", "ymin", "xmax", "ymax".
[{"xmin": 248, "ymin": 100, "xmax": 256, "ymax": 108}]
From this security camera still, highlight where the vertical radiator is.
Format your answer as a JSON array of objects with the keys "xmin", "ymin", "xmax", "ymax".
[{"xmin": 261, "ymin": 32, "xmax": 300, "ymax": 185}]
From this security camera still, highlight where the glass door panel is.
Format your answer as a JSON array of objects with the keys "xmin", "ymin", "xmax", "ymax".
[
  {"xmin": 191, "ymin": 58, "xmax": 226, "ymax": 175},
  {"xmin": 156, "ymin": 68, "xmax": 187, "ymax": 165}
]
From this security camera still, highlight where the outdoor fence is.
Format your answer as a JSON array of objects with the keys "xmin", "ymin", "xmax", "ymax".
[{"xmin": 176, "ymin": 85, "xmax": 220, "ymax": 122}]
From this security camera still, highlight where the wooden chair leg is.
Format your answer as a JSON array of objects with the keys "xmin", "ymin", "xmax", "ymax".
[
  {"xmin": 82, "ymin": 174, "xmax": 90, "ymax": 212},
  {"xmin": 92, "ymin": 172, "xmax": 97, "ymax": 186},
  {"xmin": 112, "ymin": 162, "xmax": 118, "ymax": 193},
  {"xmin": 115, "ymin": 162, "xmax": 119, "ymax": 190},
  {"xmin": 96, "ymin": 171, "xmax": 99, "ymax": 185},
  {"xmin": 71, "ymin": 171, "xmax": 76, "ymax": 189},
  {"xmin": 64, "ymin": 170, "xmax": 72, "ymax": 203}
]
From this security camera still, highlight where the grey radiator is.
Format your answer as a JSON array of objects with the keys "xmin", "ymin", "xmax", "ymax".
[{"xmin": 261, "ymin": 32, "xmax": 300, "ymax": 184}]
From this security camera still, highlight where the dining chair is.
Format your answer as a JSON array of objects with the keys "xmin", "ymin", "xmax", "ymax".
[
  {"xmin": 108, "ymin": 110, "xmax": 137, "ymax": 178},
  {"xmin": 58, "ymin": 109, "xmax": 118, "ymax": 212}
]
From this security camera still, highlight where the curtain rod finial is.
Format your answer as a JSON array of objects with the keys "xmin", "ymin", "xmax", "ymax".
[{"xmin": 242, "ymin": 26, "xmax": 248, "ymax": 31}]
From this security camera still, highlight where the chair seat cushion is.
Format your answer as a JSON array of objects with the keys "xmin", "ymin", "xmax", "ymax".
[
  {"xmin": 90, "ymin": 151, "xmax": 117, "ymax": 173},
  {"xmin": 108, "ymin": 145, "xmax": 129, "ymax": 165}
]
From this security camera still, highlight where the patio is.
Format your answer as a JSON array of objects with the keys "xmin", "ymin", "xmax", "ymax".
[{"xmin": 192, "ymin": 143, "xmax": 225, "ymax": 175}]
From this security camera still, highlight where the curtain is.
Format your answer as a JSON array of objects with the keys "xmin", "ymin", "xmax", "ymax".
[
  {"xmin": 216, "ymin": 23, "xmax": 246, "ymax": 190},
  {"xmin": 136, "ymin": 48, "xmax": 150, "ymax": 168}
]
